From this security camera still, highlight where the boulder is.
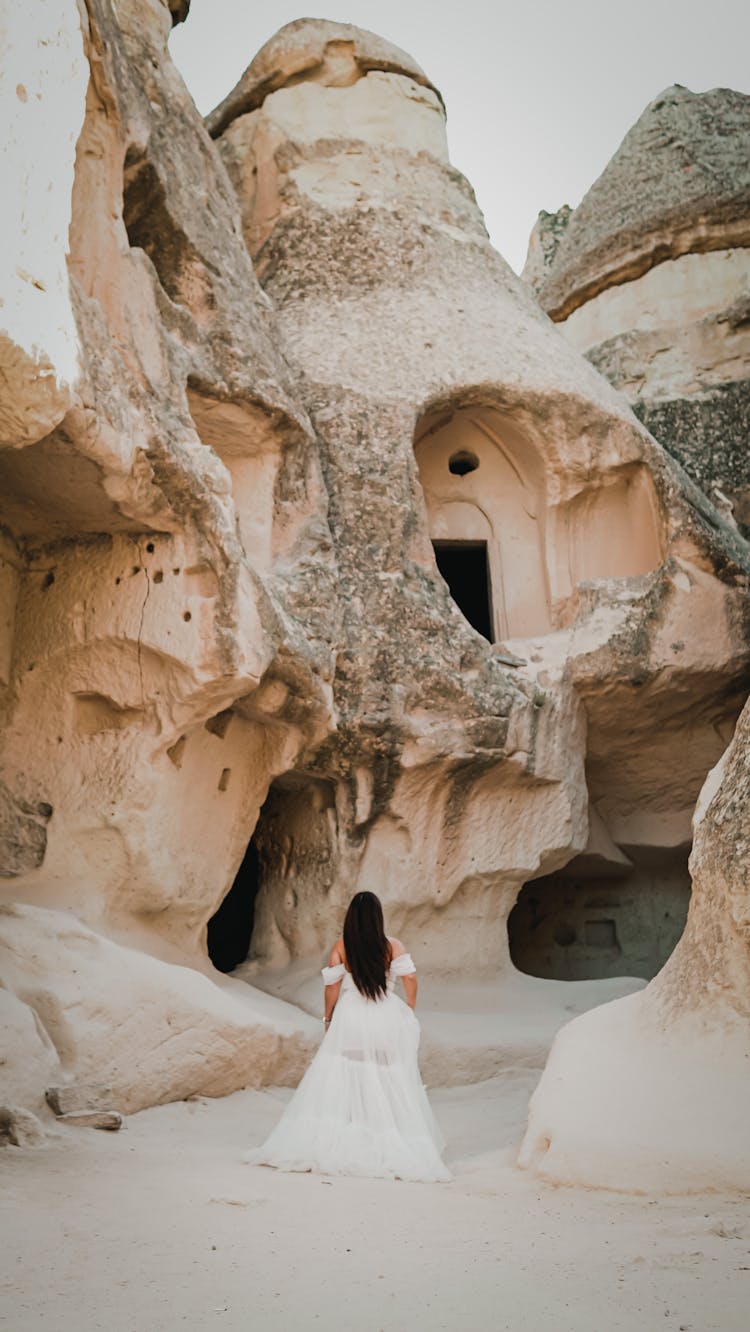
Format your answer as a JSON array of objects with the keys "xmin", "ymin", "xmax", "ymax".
[
  {"xmin": 0, "ymin": 989, "xmax": 60, "ymax": 1113},
  {"xmin": 0, "ymin": 905, "xmax": 318, "ymax": 1114},
  {"xmin": 0, "ymin": 1105, "xmax": 46, "ymax": 1148},
  {"xmin": 45, "ymin": 1083, "xmax": 114, "ymax": 1115}
]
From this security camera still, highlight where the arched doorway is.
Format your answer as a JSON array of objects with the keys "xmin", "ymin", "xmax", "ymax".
[
  {"xmin": 414, "ymin": 405, "xmax": 551, "ymax": 640},
  {"xmin": 432, "ymin": 539, "xmax": 493, "ymax": 641}
]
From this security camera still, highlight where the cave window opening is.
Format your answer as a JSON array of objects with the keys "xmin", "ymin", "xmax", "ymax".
[
  {"xmin": 432, "ymin": 540, "xmax": 493, "ymax": 642},
  {"xmin": 448, "ymin": 450, "xmax": 479, "ymax": 476},
  {"xmin": 507, "ymin": 848, "xmax": 691, "ymax": 982},
  {"xmin": 207, "ymin": 837, "xmax": 260, "ymax": 974},
  {"xmin": 583, "ymin": 918, "xmax": 618, "ymax": 948}
]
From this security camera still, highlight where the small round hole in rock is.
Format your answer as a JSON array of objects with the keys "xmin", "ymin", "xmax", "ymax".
[
  {"xmin": 42, "ymin": 571, "xmax": 55, "ymax": 589},
  {"xmin": 183, "ymin": 611, "xmax": 191, "ymax": 622},
  {"xmin": 153, "ymin": 571, "xmax": 164, "ymax": 584},
  {"xmin": 146, "ymin": 542, "xmax": 155, "ymax": 553},
  {"xmin": 448, "ymin": 450, "xmax": 479, "ymax": 476}
]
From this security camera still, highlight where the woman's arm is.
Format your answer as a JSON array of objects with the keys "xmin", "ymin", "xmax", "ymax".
[
  {"xmin": 390, "ymin": 937, "xmax": 418, "ymax": 1010},
  {"xmin": 401, "ymin": 972, "xmax": 417, "ymax": 1010},
  {"xmin": 323, "ymin": 941, "xmax": 344, "ymax": 1028},
  {"xmin": 324, "ymin": 980, "xmax": 342, "ymax": 1024}
]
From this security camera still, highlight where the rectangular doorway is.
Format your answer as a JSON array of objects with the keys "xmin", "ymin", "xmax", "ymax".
[{"xmin": 432, "ymin": 540, "xmax": 494, "ymax": 642}]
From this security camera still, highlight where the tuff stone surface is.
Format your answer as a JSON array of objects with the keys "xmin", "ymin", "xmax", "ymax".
[
  {"xmin": 0, "ymin": 1105, "xmax": 46, "ymax": 1148},
  {"xmin": 519, "ymin": 695, "xmax": 750, "ymax": 1192},
  {"xmin": 0, "ymin": 905, "xmax": 319, "ymax": 1112},
  {"xmin": 633, "ymin": 380, "xmax": 750, "ymax": 532},
  {"xmin": 212, "ymin": 29, "xmax": 750, "ymax": 998},
  {"xmin": 45, "ymin": 1083, "xmax": 114, "ymax": 1115},
  {"xmin": 56, "ymin": 1110, "xmax": 123, "ymax": 1130},
  {"xmin": 525, "ymin": 86, "xmax": 750, "ymax": 536},
  {"xmin": 1, "ymin": 8, "xmax": 749, "ymax": 1133},
  {"xmin": 522, "ymin": 205, "xmax": 572, "ymax": 297},
  {"xmin": 205, "ymin": 17, "xmax": 442, "ymax": 140},
  {"xmin": 0, "ymin": 990, "xmax": 60, "ymax": 1114},
  {"xmin": 529, "ymin": 85, "xmax": 750, "ymax": 320}
]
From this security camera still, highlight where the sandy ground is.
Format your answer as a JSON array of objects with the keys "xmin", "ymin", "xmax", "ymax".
[{"xmin": 2, "ymin": 1065, "xmax": 749, "ymax": 1332}]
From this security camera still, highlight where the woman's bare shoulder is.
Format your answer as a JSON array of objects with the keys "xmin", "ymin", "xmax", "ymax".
[
  {"xmin": 329, "ymin": 938, "xmax": 345, "ymax": 965},
  {"xmin": 387, "ymin": 936, "xmax": 406, "ymax": 958}
]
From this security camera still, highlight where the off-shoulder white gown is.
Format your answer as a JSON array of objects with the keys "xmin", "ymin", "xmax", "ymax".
[{"xmin": 244, "ymin": 953, "xmax": 450, "ymax": 1182}]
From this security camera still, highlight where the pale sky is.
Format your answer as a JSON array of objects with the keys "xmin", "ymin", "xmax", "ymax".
[{"xmin": 170, "ymin": 0, "xmax": 750, "ymax": 274}]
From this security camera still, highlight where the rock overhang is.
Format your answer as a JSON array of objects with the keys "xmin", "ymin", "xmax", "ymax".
[
  {"xmin": 531, "ymin": 84, "xmax": 750, "ymax": 321},
  {"xmin": 205, "ymin": 16, "xmax": 444, "ymax": 140}
]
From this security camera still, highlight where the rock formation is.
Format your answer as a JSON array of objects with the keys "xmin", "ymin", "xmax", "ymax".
[
  {"xmin": 210, "ymin": 21, "xmax": 750, "ymax": 993},
  {"xmin": 1, "ymin": 6, "xmax": 749, "ymax": 1131},
  {"xmin": 519, "ymin": 692, "xmax": 750, "ymax": 1192},
  {"xmin": 0, "ymin": 0, "xmax": 326, "ymax": 1112},
  {"xmin": 525, "ymin": 85, "xmax": 750, "ymax": 534}
]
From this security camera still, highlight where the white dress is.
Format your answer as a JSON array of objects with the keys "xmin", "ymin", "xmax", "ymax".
[{"xmin": 243, "ymin": 953, "xmax": 450, "ymax": 1182}]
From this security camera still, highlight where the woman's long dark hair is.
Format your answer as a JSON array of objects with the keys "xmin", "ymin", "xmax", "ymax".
[{"xmin": 343, "ymin": 891, "xmax": 390, "ymax": 1000}]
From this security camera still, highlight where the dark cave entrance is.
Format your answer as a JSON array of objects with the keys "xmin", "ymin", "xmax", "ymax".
[
  {"xmin": 507, "ymin": 846, "xmax": 691, "ymax": 982},
  {"xmin": 206, "ymin": 769, "xmax": 337, "ymax": 973},
  {"xmin": 432, "ymin": 539, "xmax": 493, "ymax": 642},
  {"xmin": 207, "ymin": 838, "xmax": 260, "ymax": 974}
]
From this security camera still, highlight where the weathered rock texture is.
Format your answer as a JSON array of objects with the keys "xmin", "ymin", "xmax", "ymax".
[
  {"xmin": 519, "ymin": 696, "xmax": 750, "ymax": 1192},
  {"xmin": 205, "ymin": 17, "xmax": 443, "ymax": 140},
  {"xmin": 0, "ymin": 905, "xmax": 316, "ymax": 1113},
  {"xmin": 0, "ymin": 1104, "xmax": 46, "ymax": 1148},
  {"xmin": 0, "ymin": 0, "xmax": 330, "ymax": 1110},
  {"xmin": 1, "ymin": 10, "xmax": 749, "ymax": 1120},
  {"xmin": 212, "ymin": 23, "xmax": 749, "ymax": 989},
  {"xmin": 525, "ymin": 85, "xmax": 750, "ymax": 534}
]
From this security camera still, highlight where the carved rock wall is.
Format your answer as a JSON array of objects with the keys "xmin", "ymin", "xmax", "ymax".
[
  {"xmin": 0, "ymin": 0, "xmax": 334, "ymax": 1109},
  {"xmin": 1, "ymin": 10, "xmax": 749, "ymax": 1120},
  {"xmin": 213, "ymin": 25, "xmax": 750, "ymax": 987}
]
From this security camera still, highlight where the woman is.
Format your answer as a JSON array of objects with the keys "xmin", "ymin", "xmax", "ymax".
[{"xmin": 244, "ymin": 891, "xmax": 450, "ymax": 1181}]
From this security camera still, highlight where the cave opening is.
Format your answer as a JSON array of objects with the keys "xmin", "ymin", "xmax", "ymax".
[
  {"xmin": 207, "ymin": 837, "xmax": 260, "ymax": 974},
  {"xmin": 206, "ymin": 769, "xmax": 337, "ymax": 973},
  {"xmin": 432, "ymin": 539, "xmax": 493, "ymax": 642},
  {"xmin": 507, "ymin": 845, "xmax": 691, "ymax": 981}
]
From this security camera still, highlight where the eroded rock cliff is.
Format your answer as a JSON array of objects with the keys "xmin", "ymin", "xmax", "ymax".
[{"xmin": 1, "ymin": 8, "xmax": 749, "ymax": 1122}]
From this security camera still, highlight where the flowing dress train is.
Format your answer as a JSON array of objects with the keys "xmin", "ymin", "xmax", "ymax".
[{"xmin": 243, "ymin": 954, "xmax": 450, "ymax": 1182}]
